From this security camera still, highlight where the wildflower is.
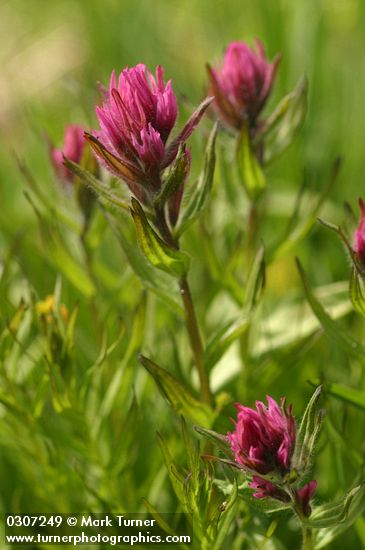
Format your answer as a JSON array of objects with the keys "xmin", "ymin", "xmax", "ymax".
[
  {"xmin": 35, "ymin": 295, "xmax": 68, "ymax": 324},
  {"xmin": 50, "ymin": 125, "xmax": 87, "ymax": 184},
  {"xmin": 249, "ymin": 476, "xmax": 290, "ymax": 502},
  {"xmin": 296, "ymin": 480, "xmax": 317, "ymax": 517},
  {"xmin": 86, "ymin": 64, "xmax": 212, "ymax": 205},
  {"xmin": 50, "ymin": 124, "xmax": 98, "ymax": 226},
  {"xmin": 207, "ymin": 40, "xmax": 279, "ymax": 131},
  {"xmin": 227, "ymin": 396, "xmax": 296, "ymax": 475},
  {"xmin": 353, "ymin": 198, "xmax": 365, "ymax": 265}
]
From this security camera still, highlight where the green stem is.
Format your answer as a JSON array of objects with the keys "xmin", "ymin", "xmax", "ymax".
[
  {"xmin": 179, "ymin": 277, "xmax": 213, "ymax": 406},
  {"xmin": 286, "ymin": 487, "xmax": 313, "ymax": 550},
  {"xmin": 301, "ymin": 526, "xmax": 313, "ymax": 550},
  {"xmin": 154, "ymin": 206, "xmax": 213, "ymax": 406}
]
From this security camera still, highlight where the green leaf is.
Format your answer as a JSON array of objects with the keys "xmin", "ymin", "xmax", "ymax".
[
  {"xmin": 17, "ymin": 157, "xmax": 81, "ymax": 233},
  {"xmin": 156, "ymin": 432, "xmax": 186, "ymax": 503},
  {"xmin": 309, "ymin": 484, "xmax": 364, "ymax": 529},
  {"xmin": 236, "ymin": 120, "xmax": 266, "ymax": 201},
  {"xmin": 252, "ymin": 280, "xmax": 351, "ymax": 359},
  {"xmin": 50, "ymin": 234, "xmax": 96, "ymax": 297},
  {"xmin": 194, "ymin": 425, "xmax": 231, "ymax": 453},
  {"xmin": 212, "ymin": 479, "xmax": 239, "ymax": 550},
  {"xmin": 314, "ymin": 380, "xmax": 365, "ymax": 411},
  {"xmin": 313, "ymin": 483, "xmax": 365, "ymax": 548},
  {"xmin": 181, "ymin": 416, "xmax": 200, "ymax": 482},
  {"xmin": 296, "ymin": 259, "xmax": 365, "ymax": 362},
  {"xmin": 262, "ymin": 77, "xmax": 307, "ymax": 164},
  {"xmin": 64, "ymin": 158, "xmax": 130, "ymax": 212},
  {"xmin": 142, "ymin": 499, "xmax": 181, "ymax": 539},
  {"xmin": 93, "ymin": 295, "xmax": 147, "ymax": 436},
  {"xmin": 317, "ymin": 216, "xmax": 354, "ymax": 260},
  {"xmin": 24, "ymin": 193, "xmax": 96, "ymax": 297},
  {"xmin": 154, "ymin": 145, "xmax": 190, "ymax": 208},
  {"xmin": 243, "ymin": 242, "xmax": 266, "ymax": 312},
  {"xmin": 176, "ymin": 123, "xmax": 217, "ymax": 237},
  {"xmin": 214, "ymin": 479, "xmax": 291, "ymax": 514},
  {"xmin": 139, "ymin": 354, "xmax": 215, "ymax": 427},
  {"xmin": 292, "ymin": 386, "xmax": 323, "ymax": 474},
  {"xmin": 130, "ymin": 198, "xmax": 190, "ymax": 278},
  {"xmin": 205, "ymin": 316, "xmax": 249, "ymax": 371},
  {"xmin": 105, "ymin": 210, "xmax": 182, "ymax": 313},
  {"xmin": 110, "ymin": 395, "xmax": 139, "ymax": 475},
  {"xmin": 273, "ymin": 158, "xmax": 341, "ymax": 260},
  {"xmin": 202, "ymin": 238, "xmax": 264, "ymax": 371},
  {"xmin": 48, "ymin": 362, "xmax": 71, "ymax": 412}
]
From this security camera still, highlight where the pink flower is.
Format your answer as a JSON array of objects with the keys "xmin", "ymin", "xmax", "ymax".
[
  {"xmin": 50, "ymin": 125, "xmax": 86, "ymax": 184},
  {"xmin": 207, "ymin": 40, "xmax": 280, "ymax": 130},
  {"xmin": 227, "ymin": 396, "xmax": 296, "ymax": 475},
  {"xmin": 296, "ymin": 480, "xmax": 317, "ymax": 517},
  {"xmin": 86, "ymin": 64, "xmax": 212, "ymax": 204},
  {"xmin": 249, "ymin": 476, "xmax": 290, "ymax": 502},
  {"xmin": 354, "ymin": 198, "xmax": 365, "ymax": 264}
]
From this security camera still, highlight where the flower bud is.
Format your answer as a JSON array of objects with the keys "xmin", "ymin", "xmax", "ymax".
[
  {"xmin": 249, "ymin": 476, "xmax": 290, "ymax": 502},
  {"xmin": 50, "ymin": 124, "xmax": 98, "ymax": 226},
  {"xmin": 296, "ymin": 480, "xmax": 317, "ymax": 517},
  {"xmin": 354, "ymin": 198, "xmax": 365, "ymax": 265},
  {"xmin": 207, "ymin": 40, "xmax": 280, "ymax": 131},
  {"xmin": 50, "ymin": 125, "xmax": 87, "ymax": 184}
]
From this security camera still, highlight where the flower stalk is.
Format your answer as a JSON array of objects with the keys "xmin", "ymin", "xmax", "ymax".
[
  {"xmin": 154, "ymin": 204, "xmax": 213, "ymax": 406},
  {"xmin": 179, "ymin": 276, "xmax": 213, "ymax": 406}
]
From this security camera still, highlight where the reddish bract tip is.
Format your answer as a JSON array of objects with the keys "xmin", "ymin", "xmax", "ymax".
[
  {"xmin": 50, "ymin": 124, "xmax": 86, "ymax": 184},
  {"xmin": 354, "ymin": 197, "xmax": 365, "ymax": 263},
  {"xmin": 296, "ymin": 480, "xmax": 317, "ymax": 517}
]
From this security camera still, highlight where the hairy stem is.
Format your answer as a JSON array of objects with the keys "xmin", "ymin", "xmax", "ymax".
[
  {"xmin": 179, "ymin": 277, "xmax": 213, "ymax": 406},
  {"xmin": 286, "ymin": 487, "xmax": 313, "ymax": 550},
  {"xmin": 301, "ymin": 526, "xmax": 313, "ymax": 550}
]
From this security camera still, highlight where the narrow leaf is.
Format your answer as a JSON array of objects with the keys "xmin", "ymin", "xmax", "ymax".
[
  {"xmin": 154, "ymin": 145, "xmax": 190, "ymax": 208},
  {"xmin": 139, "ymin": 355, "xmax": 215, "ymax": 427},
  {"xmin": 262, "ymin": 77, "xmax": 307, "ymax": 163},
  {"xmin": 212, "ymin": 480, "xmax": 238, "ymax": 550},
  {"xmin": 131, "ymin": 198, "xmax": 190, "ymax": 278},
  {"xmin": 64, "ymin": 158, "xmax": 129, "ymax": 212},
  {"xmin": 296, "ymin": 259, "xmax": 365, "ymax": 361},
  {"xmin": 292, "ymin": 386, "xmax": 323, "ymax": 474},
  {"xmin": 105, "ymin": 210, "xmax": 182, "ymax": 313},
  {"xmin": 314, "ymin": 380, "xmax": 365, "ymax": 411},
  {"xmin": 243, "ymin": 242, "xmax": 266, "ymax": 312},
  {"xmin": 176, "ymin": 123, "xmax": 217, "ymax": 237},
  {"xmin": 313, "ymin": 484, "xmax": 365, "ymax": 548},
  {"xmin": 194, "ymin": 425, "xmax": 231, "ymax": 453},
  {"xmin": 309, "ymin": 484, "xmax": 364, "ymax": 528}
]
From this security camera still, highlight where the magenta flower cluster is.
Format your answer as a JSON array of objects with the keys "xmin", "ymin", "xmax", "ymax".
[
  {"xmin": 85, "ymin": 64, "xmax": 211, "ymax": 206},
  {"xmin": 354, "ymin": 198, "xmax": 365, "ymax": 264},
  {"xmin": 54, "ymin": 39, "xmax": 279, "ymax": 216},
  {"xmin": 50, "ymin": 124, "xmax": 86, "ymax": 184},
  {"xmin": 227, "ymin": 396, "xmax": 296, "ymax": 475},
  {"xmin": 207, "ymin": 40, "xmax": 279, "ymax": 130},
  {"xmin": 227, "ymin": 395, "xmax": 317, "ymax": 516}
]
